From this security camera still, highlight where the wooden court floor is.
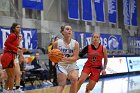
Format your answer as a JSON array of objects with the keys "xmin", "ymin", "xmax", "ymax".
[
  {"xmin": 24, "ymin": 85, "xmax": 70, "ymax": 93},
  {"xmin": 24, "ymin": 74, "xmax": 140, "ymax": 93},
  {"xmin": 24, "ymin": 85, "xmax": 140, "ymax": 93}
]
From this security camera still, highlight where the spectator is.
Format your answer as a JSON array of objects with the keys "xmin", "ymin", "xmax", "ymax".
[
  {"xmin": 31, "ymin": 51, "xmax": 41, "ymax": 69},
  {"xmin": 19, "ymin": 55, "xmax": 26, "ymax": 87},
  {"xmin": 48, "ymin": 36, "xmax": 59, "ymax": 86},
  {"xmin": 31, "ymin": 51, "xmax": 50, "ymax": 82}
]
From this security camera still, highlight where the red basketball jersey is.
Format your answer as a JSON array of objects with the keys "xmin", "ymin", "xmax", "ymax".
[{"xmin": 86, "ymin": 44, "xmax": 104, "ymax": 67}]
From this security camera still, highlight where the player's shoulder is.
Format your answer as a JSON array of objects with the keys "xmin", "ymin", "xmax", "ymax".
[
  {"xmin": 8, "ymin": 33, "xmax": 17, "ymax": 39},
  {"xmin": 9, "ymin": 33, "xmax": 16, "ymax": 37},
  {"xmin": 71, "ymin": 39, "xmax": 78, "ymax": 43}
]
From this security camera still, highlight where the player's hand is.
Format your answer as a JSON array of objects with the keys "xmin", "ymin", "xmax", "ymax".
[
  {"xmin": 62, "ymin": 56, "xmax": 69, "ymax": 63},
  {"xmin": 62, "ymin": 56, "xmax": 67, "ymax": 62},
  {"xmin": 22, "ymin": 48, "xmax": 28, "ymax": 52},
  {"xmin": 102, "ymin": 69, "xmax": 106, "ymax": 75}
]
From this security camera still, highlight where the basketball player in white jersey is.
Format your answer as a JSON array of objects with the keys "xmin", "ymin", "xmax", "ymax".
[{"xmin": 53, "ymin": 25, "xmax": 80, "ymax": 93}]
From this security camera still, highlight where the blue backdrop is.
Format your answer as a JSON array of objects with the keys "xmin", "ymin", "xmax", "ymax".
[
  {"xmin": 108, "ymin": 0, "xmax": 117, "ymax": 24},
  {"xmin": 131, "ymin": 0, "xmax": 138, "ymax": 26},
  {"xmin": 22, "ymin": 0, "xmax": 43, "ymax": 10},
  {"xmin": 94, "ymin": 0, "xmax": 105, "ymax": 22},
  {"xmin": 68, "ymin": 0, "xmax": 79, "ymax": 20},
  {"xmin": 82, "ymin": 0, "xmax": 92, "ymax": 21},
  {"xmin": 0, "ymin": 27, "xmax": 38, "ymax": 49},
  {"xmin": 74, "ymin": 32, "xmax": 123, "ymax": 50},
  {"xmin": 123, "ymin": 0, "xmax": 130, "ymax": 25}
]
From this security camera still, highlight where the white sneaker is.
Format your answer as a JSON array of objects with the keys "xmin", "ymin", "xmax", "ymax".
[
  {"xmin": 8, "ymin": 90, "xmax": 14, "ymax": 93},
  {"xmin": 47, "ymin": 81, "xmax": 53, "ymax": 85},
  {"xmin": 3, "ymin": 89, "xmax": 9, "ymax": 93},
  {"xmin": 15, "ymin": 88, "xmax": 24, "ymax": 93}
]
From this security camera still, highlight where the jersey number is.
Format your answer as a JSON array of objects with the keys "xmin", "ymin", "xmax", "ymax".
[
  {"xmin": 92, "ymin": 56, "xmax": 96, "ymax": 62},
  {"xmin": 65, "ymin": 54, "xmax": 70, "ymax": 57}
]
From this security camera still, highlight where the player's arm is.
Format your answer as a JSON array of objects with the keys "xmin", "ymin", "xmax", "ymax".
[
  {"xmin": 52, "ymin": 41, "xmax": 58, "ymax": 49},
  {"xmin": 48, "ymin": 41, "xmax": 58, "ymax": 58},
  {"xmin": 101, "ymin": 46, "xmax": 108, "ymax": 75},
  {"xmin": 63, "ymin": 41, "xmax": 79, "ymax": 62},
  {"xmin": 79, "ymin": 45, "xmax": 88, "ymax": 58},
  {"xmin": 103, "ymin": 46, "xmax": 108, "ymax": 70}
]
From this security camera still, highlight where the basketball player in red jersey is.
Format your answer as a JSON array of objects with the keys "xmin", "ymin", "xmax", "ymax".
[
  {"xmin": 1, "ymin": 23, "xmax": 23, "ymax": 93},
  {"xmin": 77, "ymin": 32, "xmax": 108, "ymax": 93}
]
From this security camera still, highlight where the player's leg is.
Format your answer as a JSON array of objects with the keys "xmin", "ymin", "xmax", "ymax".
[
  {"xmin": 15, "ymin": 63, "xmax": 21, "ymax": 89},
  {"xmin": 55, "ymin": 65, "xmax": 67, "ymax": 93},
  {"xmin": 55, "ymin": 73, "xmax": 67, "ymax": 93},
  {"xmin": 77, "ymin": 65, "xmax": 90, "ymax": 92},
  {"xmin": 86, "ymin": 68, "xmax": 100, "ymax": 93},
  {"xmin": 68, "ymin": 69, "xmax": 79, "ymax": 93},
  {"xmin": 85, "ymin": 80, "xmax": 96, "ymax": 93},
  {"xmin": 77, "ymin": 72, "xmax": 89, "ymax": 92}
]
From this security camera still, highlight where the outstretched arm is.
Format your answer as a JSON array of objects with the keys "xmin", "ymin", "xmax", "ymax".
[{"xmin": 102, "ymin": 46, "xmax": 108, "ymax": 75}]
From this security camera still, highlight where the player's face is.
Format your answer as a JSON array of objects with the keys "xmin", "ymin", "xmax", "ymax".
[
  {"xmin": 92, "ymin": 33, "xmax": 100, "ymax": 44},
  {"xmin": 15, "ymin": 25, "xmax": 21, "ymax": 34},
  {"xmin": 63, "ymin": 26, "xmax": 72, "ymax": 37},
  {"xmin": 35, "ymin": 53, "xmax": 40, "ymax": 59}
]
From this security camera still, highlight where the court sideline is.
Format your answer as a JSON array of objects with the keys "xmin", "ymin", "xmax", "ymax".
[{"xmin": 24, "ymin": 73, "xmax": 140, "ymax": 93}]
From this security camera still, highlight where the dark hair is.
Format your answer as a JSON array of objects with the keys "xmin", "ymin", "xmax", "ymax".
[
  {"xmin": 35, "ymin": 51, "xmax": 40, "ymax": 54},
  {"xmin": 10, "ymin": 23, "xmax": 19, "ymax": 33},
  {"xmin": 60, "ymin": 25, "xmax": 65, "ymax": 33}
]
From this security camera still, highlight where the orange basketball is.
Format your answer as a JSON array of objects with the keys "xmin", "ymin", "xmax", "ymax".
[{"xmin": 48, "ymin": 49, "xmax": 64, "ymax": 63}]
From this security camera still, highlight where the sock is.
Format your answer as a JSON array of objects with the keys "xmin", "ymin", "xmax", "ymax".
[{"xmin": 16, "ymin": 86, "xmax": 20, "ymax": 89}]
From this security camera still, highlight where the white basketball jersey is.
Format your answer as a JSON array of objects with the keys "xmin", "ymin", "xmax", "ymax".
[{"xmin": 57, "ymin": 39, "xmax": 76, "ymax": 65}]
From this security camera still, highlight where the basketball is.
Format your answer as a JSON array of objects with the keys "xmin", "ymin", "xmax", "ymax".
[{"xmin": 48, "ymin": 49, "xmax": 64, "ymax": 63}]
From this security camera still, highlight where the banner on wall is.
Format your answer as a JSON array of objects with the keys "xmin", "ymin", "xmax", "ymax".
[
  {"xmin": 123, "ymin": 0, "xmax": 130, "ymax": 25},
  {"xmin": 94, "ymin": 0, "xmax": 105, "ymax": 22},
  {"xmin": 22, "ymin": 0, "xmax": 43, "ymax": 10},
  {"xmin": 0, "ymin": 27, "xmax": 38, "ymax": 49},
  {"xmin": 126, "ymin": 57, "xmax": 140, "ymax": 72},
  {"xmin": 107, "ymin": 0, "xmax": 117, "ymax": 24},
  {"xmin": 131, "ymin": 0, "xmax": 138, "ymax": 26},
  {"xmin": 74, "ymin": 32, "xmax": 123, "ymax": 50},
  {"xmin": 68, "ymin": 0, "xmax": 79, "ymax": 20},
  {"xmin": 82, "ymin": 0, "xmax": 92, "ymax": 21},
  {"xmin": 77, "ymin": 57, "xmax": 128, "ymax": 76},
  {"xmin": 100, "ymin": 34, "xmax": 122, "ymax": 50},
  {"xmin": 128, "ymin": 36, "xmax": 140, "ymax": 50},
  {"xmin": 74, "ymin": 32, "xmax": 92, "ymax": 49},
  {"xmin": 103, "ymin": 57, "xmax": 128, "ymax": 74}
]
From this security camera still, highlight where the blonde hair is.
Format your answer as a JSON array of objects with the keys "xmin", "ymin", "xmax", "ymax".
[{"xmin": 92, "ymin": 32, "xmax": 100, "ymax": 37}]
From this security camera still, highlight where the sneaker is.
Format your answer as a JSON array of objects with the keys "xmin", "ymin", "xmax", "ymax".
[
  {"xmin": 47, "ymin": 81, "xmax": 53, "ymax": 85},
  {"xmin": 15, "ymin": 88, "xmax": 24, "ymax": 93},
  {"xmin": 8, "ymin": 90, "xmax": 14, "ymax": 93},
  {"xmin": 3, "ymin": 89, "xmax": 9, "ymax": 93}
]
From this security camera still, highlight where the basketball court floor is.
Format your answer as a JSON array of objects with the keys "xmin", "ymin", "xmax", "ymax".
[{"xmin": 24, "ymin": 73, "xmax": 140, "ymax": 93}]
